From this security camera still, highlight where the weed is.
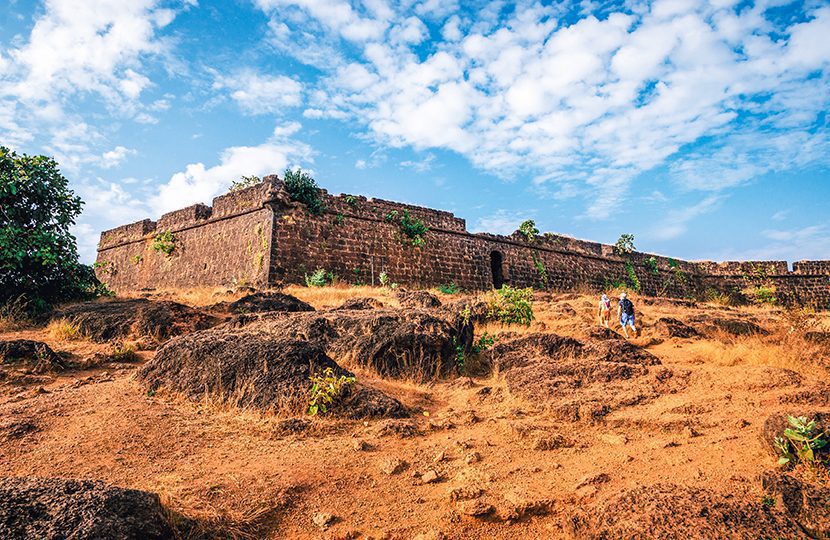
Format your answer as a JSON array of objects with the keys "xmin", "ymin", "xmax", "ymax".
[
  {"xmin": 399, "ymin": 210, "xmax": 428, "ymax": 247},
  {"xmin": 230, "ymin": 175, "xmax": 261, "ymax": 192},
  {"xmin": 743, "ymin": 284, "xmax": 778, "ymax": 306},
  {"xmin": 93, "ymin": 260, "xmax": 115, "ymax": 275},
  {"xmin": 614, "ymin": 233, "xmax": 635, "ymax": 256},
  {"xmin": 379, "ymin": 272, "xmax": 398, "ymax": 289},
  {"xmin": 761, "ymin": 494, "xmax": 776, "ymax": 508},
  {"xmin": 531, "ymin": 252, "xmax": 549, "ymax": 288},
  {"xmin": 775, "ymin": 415, "xmax": 827, "ymax": 466},
  {"xmin": 152, "ymin": 230, "xmax": 176, "ymax": 256},
  {"xmin": 472, "ymin": 333, "xmax": 496, "ymax": 353},
  {"xmin": 307, "ymin": 367, "xmax": 356, "ymax": 415},
  {"xmin": 344, "ymin": 195, "xmax": 357, "ymax": 206},
  {"xmin": 284, "ymin": 168, "xmax": 324, "ymax": 215},
  {"xmin": 305, "ymin": 268, "xmax": 336, "ymax": 287},
  {"xmin": 705, "ymin": 289, "xmax": 732, "ymax": 305},
  {"xmin": 438, "ymin": 282, "xmax": 460, "ymax": 295},
  {"xmin": 486, "ymin": 286, "xmax": 534, "ymax": 326},
  {"xmin": 452, "ymin": 337, "xmax": 466, "ymax": 374},
  {"xmin": 0, "ymin": 295, "xmax": 33, "ymax": 331},
  {"xmin": 47, "ymin": 318, "xmax": 83, "ymax": 341},
  {"xmin": 645, "ymin": 256, "xmax": 659, "ymax": 275},
  {"xmin": 132, "ymin": 254, "xmax": 143, "ymax": 265},
  {"xmin": 625, "ymin": 261, "xmax": 641, "ymax": 292},
  {"xmin": 112, "ymin": 342, "xmax": 140, "ymax": 362},
  {"xmin": 333, "ymin": 213, "xmax": 344, "ymax": 225},
  {"xmin": 519, "ymin": 219, "xmax": 539, "ymax": 242}
]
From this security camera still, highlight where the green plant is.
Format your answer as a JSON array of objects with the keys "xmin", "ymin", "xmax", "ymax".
[
  {"xmin": 307, "ymin": 367, "xmax": 356, "ymax": 415},
  {"xmin": 438, "ymin": 282, "xmax": 460, "ymax": 294},
  {"xmin": 229, "ymin": 175, "xmax": 261, "ymax": 192},
  {"xmin": 743, "ymin": 284, "xmax": 778, "ymax": 305},
  {"xmin": 384, "ymin": 210, "xmax": 398, "ymax": 222},
  {"xmin": 604, "ymin": 277, "xmax": 627, "ymax": 290},
  {"xmin": 111, "ymin": 342, "xmax": 140, "ymax": 362},
  {"xmin": 761, "ymin": 494, "xmax": 776, "ymax": 508},
  {"xmin": 625, "ymin": 261, "xmax": 641, "ymax": 292},
  {"xmin": 518, "ymin": 219, "xmax": 539, "ymax": 242},
  {"xmin": 131, "ymin": 255, "xmax": 143, "ymax": 265},
  {"xmin": 344, "ymin": 195, "xmax": 357, "ymax": 206},
  {"xmin": 645, "ymin": 256, "xmax": 659, "ymax": 275},
  {"xmin": 531, "ymin": 252, "xmax": 549, "ymax": 287},
  {"xmin": 399, "ymin": 210, "xmax": 428, "ymax": 247},
  {"xmin": 284, "ymin": 168, "xmax": 324, "ymax": 215},
  {"xmin": 305, "ymin": 268, "xmax": 335, "ymax": 287},
  {"xmin": 152, "ymin": 230, "xmax": 176, "ymax": 256},
  {"xmin": 775, "ymin": 415, "xmax": 827, "ymax": 466},
  {"xmin": 0, "ymin": 146, "xmax": 106, "ymax": 315},
  {"xmin": 486, "ymin": 286, "xmax": 534, "ymax": 326},
  {"xmin": 614, "ymin": 233, "xmax": 636, "ymax": 256},
  {"xmin": 379, "ymin": 271, "xmax": 396, "ymax": 289},
  {"xmin": 452, "ymin": 337, "xmax": 466, "ymax": 374},
  {"xmin": 333, "ymin": 213, "xmax": 344, "ymax": 225},
  {"xmin": 93, "ymin": 260, "xmax": 115, "ymax": 275},
  {"xmin": 472, "ymin": 333, "xmax": 496, "ymax": 354}
]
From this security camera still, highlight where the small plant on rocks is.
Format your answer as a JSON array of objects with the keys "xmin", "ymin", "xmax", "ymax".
[
  {"xmin": 438, "ymin": 282, "xmax": 460, "ymax": 294},
  {"xmin": 775, "ymin": 415, "xmax": 827, "ymax": 466},
  {"xmin": 518, "ymin": 219, "xmax": 539, "ymax": 242},
  {"xmin": 284, "ymin": 168, "xmax": 324, "ymax": 215},
  {"xmin": 307, "ymin": 367, "xmax": 356, "ymax": 416},
  {"xmin": 305, "ymin": 268, "xmax": 336, "ymax": 287},
  {"xmin": 486, "ymin": 285, "xmax": 534, "ymax": 326},
  {"xmin": 152, "ymin": 230, "xmax": 176, "ymax": 256}
]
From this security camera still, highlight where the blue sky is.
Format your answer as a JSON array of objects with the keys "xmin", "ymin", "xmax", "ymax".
[{"xmin": 1, "ymin": 0, "xmax": 829, "ymax": 264}]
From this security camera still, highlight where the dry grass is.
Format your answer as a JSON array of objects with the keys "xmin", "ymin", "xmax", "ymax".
[
  {"xmin": 46, "ymin": 318, "xmax": 84, "ymax": 341},
  {"xmin": 285, "ymin": 284, "xmax": 399, "ymax": 310},
  {"xmin": 0, "ymin": 296, "xmax": 34, "ymax": 332},
  {"xmin": 120, "ymin": 287, "xmax": 245, "ymax": 307}
]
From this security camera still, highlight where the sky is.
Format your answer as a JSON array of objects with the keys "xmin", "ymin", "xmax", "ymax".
[{"xmin": 1, "ymin": 0, "xmax": 829, "ymax": 265}]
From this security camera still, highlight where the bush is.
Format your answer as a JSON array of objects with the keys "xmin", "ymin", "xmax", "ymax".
[
  {"xmin": 486, "ymin": 286, "xmax": 534, "ymax": 326},
  {"xmin": 399, "ymin": 210, "xmax": 428, "ymax": 247},
  {"xmin": 152, "ymin": 230, "xmax": 176, "ymax": 256},
  {"xmin": 645, "ymin": 256, "xmax": 659, "ymax": 275},
  {"xmin": 0, "ymin": 146, "xmax": 105, "ymax": 314},
  {"xmin": 614, "ymin": 233, "xmax": 635, "ymax": 255},
  {"xmin": 229, "ymin": 175, "xmax": 261, "ymax": 192},
  {"xmin": 438, "ymin": 282, "xmax": 459, "ymax": 294},
  {"xmin": 284, "ymin": 168, "xmax": 324, "ymax": 215},
  {"xmin": 305, "ymin": 268, "xmax": 336, "ymax": 287},
  {"xmin": 775, "ymin": 415, "xmax": 827, "ymax": 466},
  {"xmin": 743, "ymin": 284, "xmax": 777, "ymax": 305},
  {"xmin": 307, "ymin": 367, "xmax": 356, "ymax": 415},
  {"xmin": 518, "ymin": 219, "xmax": 539, "ymax": 242}
]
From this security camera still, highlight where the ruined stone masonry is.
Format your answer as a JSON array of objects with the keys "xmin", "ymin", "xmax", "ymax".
[{"xmin": 96, "ymin": 176, "xmax": 830, "ymax": 309}]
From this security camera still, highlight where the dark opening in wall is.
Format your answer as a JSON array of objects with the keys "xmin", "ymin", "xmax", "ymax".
[{"xmin": 490, "ymin": 250, "xmax": 504, "ymax": 289}]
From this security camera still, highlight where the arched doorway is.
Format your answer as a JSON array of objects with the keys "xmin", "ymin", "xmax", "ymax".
[{"xmin": 490, "ymin": 251, "xmax": 504, "ymax": 288}]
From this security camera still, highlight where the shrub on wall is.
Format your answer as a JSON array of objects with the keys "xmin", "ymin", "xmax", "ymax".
[
  {"xmin": 386, "ymin": 209, "xmax": 429, "ymax": 247},
  {"xmin": 284, "ymin": 168, "xmax": 324, "ymax": 215},
  {"xmin": 518, "ymin": 220, "xmax": 539, "ymax": 242},
  {"xmin": 229, "ymin": 175, "xmax": 261, "ymax": 192},
  {"xmin": 614, "ymin": 233, "xmax": 636, "ymax": 256},
  {"xmin": 152, "ymin": 230, "xmax": 176, "ymax": 256}
]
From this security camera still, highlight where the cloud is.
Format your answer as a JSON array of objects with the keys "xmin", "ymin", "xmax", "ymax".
[
  {"xmin": 400, "ymin": 153, "xmax": 436, "ymax": 172},
  {"xmin": 650, "ymin": 195, "xmax": 723, "ymax": 241},
  {"xmin": 99, "ymin": 146, "xmax": 136, "ymax": 169},
  {"xmin": 213, "ymin": 70, "xmax": 303, "ymax": 115},
  {"xmin": 258, "ymin": 1, "xmax": 830, "ymax": 217},
  {"xmin": 715, "ymin": 223, "xmax": 830, "ymax": 261},
  {"xmin": 150, "ymin": 123, "xmax": 313, "ymax": 215},
  {"xmin": 471, "ymin": 209, "xmax": 531, "ymax": 236}
]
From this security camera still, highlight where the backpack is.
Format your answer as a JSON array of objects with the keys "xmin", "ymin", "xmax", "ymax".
[{"xmin": 621, "ymin": 298, "xmax": 634, "ymax": 315}]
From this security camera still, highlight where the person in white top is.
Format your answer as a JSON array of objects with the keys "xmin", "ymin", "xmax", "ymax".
[{"xmin": 597, "ymin": 293, "xmax": 612, "ymax": 328}]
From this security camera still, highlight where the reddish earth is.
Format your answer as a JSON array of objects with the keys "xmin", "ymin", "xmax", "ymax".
[{"xmin": 1, "ymin": 287, "xmax": 828, "ymax": 539}]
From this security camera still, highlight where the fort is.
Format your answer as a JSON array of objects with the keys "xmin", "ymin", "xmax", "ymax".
[{"xmin": 95, "ymin": 175, "xmax": 830, "ymax": 309}]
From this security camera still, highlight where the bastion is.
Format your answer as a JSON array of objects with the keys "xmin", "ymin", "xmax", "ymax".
[{"xmin": 95, "ymin": 176, "xmax": 830, "ymax": 309}]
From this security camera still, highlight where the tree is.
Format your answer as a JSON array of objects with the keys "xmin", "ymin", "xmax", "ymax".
[
  {"xmin": 0, "ymin": 146, "xmax": 102, "ymax": 314},
  {"xmin": 229, "ymin": 175, "xmax": 261, "ymax": 192},
  {"xmin": 614, "ymin": 233, "xmax": 636, "ymax": 255},
  {"xmin": 518, "ymin": 219, "xmax": 539, "ymax": 242}
]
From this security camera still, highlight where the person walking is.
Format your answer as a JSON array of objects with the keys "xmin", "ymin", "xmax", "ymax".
[
  {"xmin": 597, "ymin": 293, "xmax": 612, "ymax": 328},
  {"xmin": 617, "ymin": 292, "xmax": 638, "ymax": 338}
]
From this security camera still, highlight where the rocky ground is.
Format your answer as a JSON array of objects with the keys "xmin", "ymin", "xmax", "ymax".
[{"xmin": 1, "ymin": 285, "xmax": 829, "ymax": 539}]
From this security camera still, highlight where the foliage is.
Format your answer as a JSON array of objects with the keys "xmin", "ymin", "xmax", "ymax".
[
  {"xmin": 229, "ymin": 175, "xmax": 261, "ymax": 192},
  {"xmin": 305, "ymin": 268, "xmax": 336, "ymax": 287},
  {"xmin": 399, "ymin": 210, "xmax": 428, "ymax": 247},
  {"xmin": 378, "ymin": 271, "xmax": 398, "ymax": 288},
  {"xmin": 775, "ymin": 415, "xmax": 827, "ymax": 466},
  {"xmin": 284, "ymin": 168, "xmax": 324, "ymax": 215},
  {"xmin": 333, "ymin": 212, "xmax": 344, "ymax": 225},
  {"xmin": 743, "ymin": 284, "xmax": 778, "ymax": 306},
  {"xmin": 152, "ymin": 230, "xmax": 176, "ymax": 256},
  {"xmin": 645, "ymin": 256, "xmax": 659, "ymax": 275},
  {"xmin": 518, "ymin": 219, "xmax": 539, "ymax": 242},
  {"xmin": 111, "ymin": 342, "xmax": 140, "ymax": 362},
  {"xmin": 604, "ymin": 277, "xmax": 627, "ymax": 291},
  {"xmin": 531, "ymin": 252, "xmax": 549, "ymax": 288},
  {"xmin": 438, "ymin": 282, "xmax": 460, "ymax": 294},
  {"xmin": 472, "ymin": 333, "xmax": 496, "ymax": 354},
  {"xmin": 625, "ymin": 261, "xmax": 641, "ymax": 292},
  {"xmin": 705, "ymin": 289, "xmax": 732, "ymax": 306},
  {"xmin": 452, "ymin": 337, "xmax": 466, "ymax": 374},
  {"xmin": 131, "ymin": 255, "xmax": 143, "ymax": 265},
  {"xmin": 307, "ymin": 367, "xmax": 356, "ymax": 415},
  {"xmin": 761, "ymin": 495, "xmax": 776, "ymax": 508},
  {"xmin": 0, "ymin": 146, "xmax": 105, "ymax": 314},
  {"xmin": 344, "ymin": 195, "xmax": 357, "ymax": 206},
  {"xmin": 486, "ymin": 285, "xmax": 535, "ymax": 326},
  {"xmin": 614, "ymin": 233, "xmax": 636, "ymax": 256}
]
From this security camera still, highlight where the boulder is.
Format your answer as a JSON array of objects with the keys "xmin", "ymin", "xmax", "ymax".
[
  {"xmin": 0, "ymin": 340, "xmax": 64, "ymax": 372},
  {"xmin": 52, "ymin": 299, "xmax": 218, "ymax": 345},
  {"xmin": 396, "ymin": 290, "xmax": 441, "ymax": 309},
  {"xmin": 228, "ymin": 292, "xmax": 314, "ymax": 314},
  {"xmin": 335, "ymin": 297, "xmax": 385, "ymax": 311},
  {"xmin": 0, "ymin": 477, "xmax": 175, "ymax": 540}
]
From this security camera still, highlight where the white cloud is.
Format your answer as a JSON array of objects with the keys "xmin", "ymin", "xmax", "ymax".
[
  {"xmin": 471, "ymin": 209, "xmax": 531, "ymax": 236},
  {"xmin": 99, "ymin": 146, "xmax": 136, "ymax": 169},
  {"xmin": 650, "ymin": 195, "xmax": 723, "ymax": 241},
  {"xmin": 150, "ymin": 124, "xmax": 313, "ymax": 215},
  {"xmin": 214, "ymin": 70, "xmax": 303, "ymax": 115},
  {"xmin": 259, "ymin": 1, "xmax": 830, "ymax": 218},
  {"xmin": 715, "ymin": 223, "xmax": 830, "ymax": 261}
]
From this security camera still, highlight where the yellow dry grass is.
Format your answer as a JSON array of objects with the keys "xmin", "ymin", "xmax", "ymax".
[
  {"xmin": 46, "ymin": 318, "xmax": 84, "ymax": 341},
  {"xmin": 285, "ymin": 284, "xmax": 399, "ymax": 310}
]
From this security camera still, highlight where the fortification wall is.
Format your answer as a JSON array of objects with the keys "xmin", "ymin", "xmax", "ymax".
[
  {"xmin": 96, "ymin": 177, "xmax": 830, "ymax": 309},
  {"xmin": 96, "ymin": 182, "xmax": 276, "ymax": 291}
]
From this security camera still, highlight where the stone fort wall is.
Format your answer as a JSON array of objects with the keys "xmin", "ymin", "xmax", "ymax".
[{"xmin": 96, "ymin": 176, "xmax": 830, "ymax": 309}]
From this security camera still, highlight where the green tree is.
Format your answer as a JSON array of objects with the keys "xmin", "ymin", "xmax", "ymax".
[
  {"xmin": 518, "ymin": 219, "xmax": 539, "ymax": 242},
  {"xmin": 283, "ymin": 168, "xmax": 324, "ymax": 215},
  {"xmin": 614, "ymin": 233, "xmax": 636, "ymax": 255},
  {"xmin": 0, "ymin": 146, "xmax": 102, "ymax": 314}
]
